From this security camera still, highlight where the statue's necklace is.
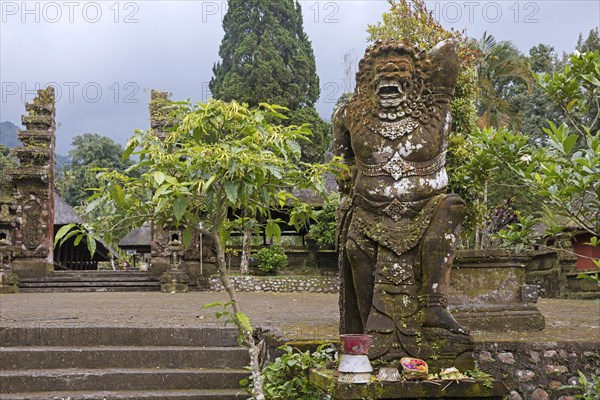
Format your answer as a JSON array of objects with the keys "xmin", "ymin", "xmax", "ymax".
[{"xmin": 370, "ymin": 116, "xmax": 419, "ymax": 140}]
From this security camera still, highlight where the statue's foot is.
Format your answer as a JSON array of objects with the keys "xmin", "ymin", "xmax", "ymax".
[{"xmin": 421, "ymin": 306, "xmax": 470, "ymax": 335}]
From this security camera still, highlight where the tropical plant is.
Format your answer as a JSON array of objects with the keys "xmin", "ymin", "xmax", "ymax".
[
  {"xmin": 560, "ymin": 371, "xmax": 600, "ymax": 400},
  {"xmin": 255, "ymin": 245, "xmax": 287, "ymax": 275},
  {"xmin": 537, "ymin": 50, "xmax": 600, "ymax": 136},
  {"xmin": 475, "ymin": 32, "xmax": 534, "ymax": 130},
  {"xmin": 57, "ymin": 133, "xmax": 133, "ymax": 207}
]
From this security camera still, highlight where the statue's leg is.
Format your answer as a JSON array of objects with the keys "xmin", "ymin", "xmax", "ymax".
[
  {"xmin": 340, "ymin": 246, "xmax": 361, "ymax": 334},
  {"xmin": 419, "ymin": 194, "xmax": 469, "ymax": 335},
  {"xmin": 345, "ymin": 237, "xmax": 376, "ymax": 332}
]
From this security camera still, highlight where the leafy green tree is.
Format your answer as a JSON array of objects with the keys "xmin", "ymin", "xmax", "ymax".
[
  {"xmin": 58, "ymin": 133, "xmax": 132, "ymax": 207},
  {"xmin": 501, "ymin": 44, "xmax": 563, "ymax": 145},
  {"xmin": 307, "ymin": 193, "xmax": 338, "ymax": 249},
  {"xmin": 288, "ymin": 107, "xmax": 330, "ymax": 163},
  {"xmin": 538, "ymin": 50, "xmax": 600, "ymax": 136},
  {"xmin": 209, "ymin": 0, "xmax": 327, "ymax": 163},
  {"xmin": 367, "ymin": 0, "xmax": 466, "ymax": 50},
  {"xmin": 86, "ymin": 99, "xmax": 341, "ymax": 399},
  {"xmin": 472, "ymin": 52, "xmax": 600, "ymax": 253}
]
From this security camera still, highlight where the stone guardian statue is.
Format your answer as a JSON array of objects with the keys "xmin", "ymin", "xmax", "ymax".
[{"xmin": 334, "ymin": 39, "xmax": 472, "ymax": 365}]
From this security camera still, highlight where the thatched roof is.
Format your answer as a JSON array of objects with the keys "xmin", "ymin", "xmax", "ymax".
[
  {"xmin": 54, "ymin": 192, "xmax": 83, "ymax": 225},
  {"xmin": 292, "ymin": 173, "xmax": 338, "ymax": 206},
  {"xmin": 119, "ymin": 224, "xmax": 152, "ymax": 248}
]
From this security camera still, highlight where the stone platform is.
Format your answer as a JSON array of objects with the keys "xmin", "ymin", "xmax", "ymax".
[
  {"xmin": 310, "ymin": 369, "xmax": 507, "ymax": 399},
  {"xmin": 1, "ymin": 292, "xmax": 598, "ymax": 399}
]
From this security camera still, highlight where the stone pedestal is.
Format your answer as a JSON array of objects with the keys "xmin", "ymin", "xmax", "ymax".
[
  {"xmin": 310, "ymin": 369, "xmax": 507, "ymax": 400},
  {"xmin": 449, "ymin": 250, "xmax": 545, "ymax": 332},
  {"xmin": 159, "ymin": 236, "xmax": 190, "ymax": 293},
  {"xmin": 0, "ymin": 269, "xmax": 20, "ymax": 294},
  {"xmin": 160, "ymin": 269, "xmax": 189, "ymax": 293}
]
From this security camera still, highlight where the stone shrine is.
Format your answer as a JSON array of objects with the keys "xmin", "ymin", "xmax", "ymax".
[{"xmin": 2, "ymin": 87, "xmax": 56, "ymax": 278}]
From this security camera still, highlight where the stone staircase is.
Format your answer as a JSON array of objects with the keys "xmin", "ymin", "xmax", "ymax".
[
  {"xmin": 0, "ymin": 326, "xmax": 249, "ymax": 399},
  {"xmin": 19, "ymin": 271, "xmax": 161, "ymax": 292}
]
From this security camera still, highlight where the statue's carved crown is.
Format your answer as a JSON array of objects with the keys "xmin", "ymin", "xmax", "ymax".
[
  {"xmin": 355, "ymin": 40, "xmax": 431, "ymax": 89},
  {"xmin": 344, "ymin": 39, "xmax": 458, "ymax": 131}
]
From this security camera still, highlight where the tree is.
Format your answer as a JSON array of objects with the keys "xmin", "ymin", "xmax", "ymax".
[
  {"xmin": 209, "ymin": 0, "xmax": 327, "ymax": 164},
  {"xmin": 471, "ymin": 51, "xmax": 600, "ymax": 252},
  {"xmin": 366, "ymin": 0, "xmax": 465, "ymax": 50},
  {"xmin": 210, "ymin": 0, "xmax": 319, "ymax": 109},
  {"xmin": 537, "ymin": 50, "xmax": 600, "ymax": 137},
  {"xmin": 576, "ymin": 27, "xmax": 600, "ymax": 54},
  {"xmin": 307, "ymin": 193, "xmax": 338, "ymax": 249},
  {"xmin": 475, "ymin": 32, "xmax": 534, "ymax": 130},
  {"xmin": 58, "ymin": 134, "xmax": 132, "ymax": 207},
  {"xmin": 287, "ymin": 107, "xmax": 329, "ymax": 162},
  {"xmin": 87, "ymin": 99, "xmax": 342, "ymax": 399},
  {"xmin": 502, "ymin": 44, "xmax": 563, "ymax": 145}
]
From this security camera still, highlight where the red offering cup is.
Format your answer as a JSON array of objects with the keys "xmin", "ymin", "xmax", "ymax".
[{"xmin": 339, "ymin": 334, "xmax": 373, "ymax": 355}]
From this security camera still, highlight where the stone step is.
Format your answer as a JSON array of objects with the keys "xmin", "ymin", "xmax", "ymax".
[
  {"xmin": 0, "ymin": 346, "xmax": 250, "ymax": 370},
  {"xmin": 0, "ymin": 368, "xmax": 248, "ymax": 393},
  {"xmin": 19, "ymin": 271, "xmax": 161, "ymax": 293},
  {"xmin": 20, "ymin": 281, "xmax": 159, "ymax": 287},
  {"xmin": 19, "ymin": 286, "xmax": 160, "ymax": 293},
  {"xmin": 21, "ymin": 276, "xmax": 159, "ymax": 284},
  {"xmin": 0, "ymin": 389, "xmax": 246, "ymax": 400},
  {"xmin": 0, "ymin": 327, "xmax": 240, "ymax": 347},
  {"xmin": 31, "ymin": 270, "xmax": 152, "ymax": 278}
]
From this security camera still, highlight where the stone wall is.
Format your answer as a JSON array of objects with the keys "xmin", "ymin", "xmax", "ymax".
[
  {"xmin": 476, "ymin": 341, "xmax": 600, "ymax": 400},
  {"xmin": 263, "ymin": 336, "xmax": 600, "ymax": 400},
  {"xmin": 228, "ymin": 248, "xmax": 338, "ymax": 272},
  {"xmin": 208, "ymin": 275, "xmax": 340, "ymax": 293},
  {"xmin": 526, "ymin": 249, "xmax": 599, "ymax": 300}
]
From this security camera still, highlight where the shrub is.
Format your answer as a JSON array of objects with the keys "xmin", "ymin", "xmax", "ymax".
[
  {"xmin": 307, "ymin": 193, "xmax": 338, "ymax": 249},
  {"xmin": 242, "ymin": 344, "xmax": 335, "ymax": 399},
  {"xmin": 255, "ymin": 246, "xmax": 287, "ymax": 274}
]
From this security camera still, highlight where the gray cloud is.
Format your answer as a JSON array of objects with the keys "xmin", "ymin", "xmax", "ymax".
[{"xmin": 1, "ymin": 0, "xmax": 598, "ymax": 155}]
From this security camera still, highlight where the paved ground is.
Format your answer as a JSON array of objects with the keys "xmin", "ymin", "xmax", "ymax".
[{"xmin": 1, "ymin": 292, "xmax": 599, "ymax": 343}]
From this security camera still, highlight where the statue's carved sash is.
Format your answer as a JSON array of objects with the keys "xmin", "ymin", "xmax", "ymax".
[{"xmin": 349, "ymin": 195, "xmax": 441, "ymax": 257}]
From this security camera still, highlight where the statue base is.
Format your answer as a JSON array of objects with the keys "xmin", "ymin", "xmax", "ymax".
[
  {"xmin": 0, "ymin": 270, "xmax": 20, "ymax": 294},
  {"xmin": 309, "ymin": 369, "xmax": 507, "ymax": 399},
  {"xmin": 160, "ymin": 269, "xmax": 189, "ymax": 293},
  {"xmin": 370, "ymin": 328, "xmax": 476, "ymax": 372},
  {"xmin": 0, "ymin": 284, "xmax": 19, "ymax": 294}
]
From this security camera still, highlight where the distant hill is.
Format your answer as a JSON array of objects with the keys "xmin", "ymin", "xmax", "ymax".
[
  {"xmin": 0, "ymin": 120, "xmax": 71, "ymax": 171},
  {"xmin": 0, "ymin": 121, "xmax": 20, "ymax": 148}
]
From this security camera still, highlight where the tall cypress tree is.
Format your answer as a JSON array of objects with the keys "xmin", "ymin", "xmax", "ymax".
[
  {"xmin": 210, "ymin": 0, "xmax": 319, "ymax": 109},
  {"xmin": 210, "ymin": 0, "xmax": 328, "ymax": 162}
]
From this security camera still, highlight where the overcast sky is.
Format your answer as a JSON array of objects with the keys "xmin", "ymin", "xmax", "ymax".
[{"xmin": 1, "ymin": 0, "xmax": 598, "ymax": 155}]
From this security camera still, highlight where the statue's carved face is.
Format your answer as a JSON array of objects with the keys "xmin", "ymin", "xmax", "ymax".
[{"xmin": 373, "ymin": 53, "xmax": 415, "ymax": 107}]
